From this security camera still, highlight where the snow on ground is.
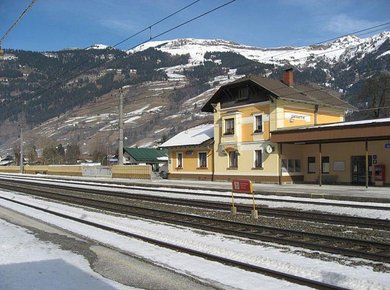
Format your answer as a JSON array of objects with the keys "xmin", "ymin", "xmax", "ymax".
[
  {"xmin": 163, "ymin": 114, "xmax": 180, "ymax": 120},
  {"xmin": 124, "ymin": 116, "xmax": 141, "ymax": 124},
  {"xmin": 153, "ymin": 128, "xmax": 167, "ymax": 134},
  {"xmin": 0, "ymin": 190, "xmax": 389, "ymax": 290},
  {"xmin": 87, "ymin": 44, "xmax": 110, "ymax": 50},
  {"xmin": 377, "ymin": 50, "xmax": 390, "ymax": 59},
  {"xmin": 126, "ymin": 105, "xmax": 150, "ymax": 116},
  {"xmin": 146, "ymin": 106, "xmax": 164, "ymax": 113},
  {"xmin": 0, "ymin": 219, "xmax": 133, "ymax": 290}
]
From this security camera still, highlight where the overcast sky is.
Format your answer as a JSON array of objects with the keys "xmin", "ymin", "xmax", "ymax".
[{"xmin": 1, "ymin": 0, "xmax": 389, "ymax": 51}]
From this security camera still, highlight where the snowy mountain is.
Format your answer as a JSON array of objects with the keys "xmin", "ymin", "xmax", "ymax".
[
  {"xmin": 87, "ymin": 44, "xmax": 111, "ymax": 50},
  {"xmin": 0, "ymin": 32, "xmax": 389, "ymax": 156},
  {"xmin": 129, "ymin": 32, "xmax": 390, "ymax": 68}
]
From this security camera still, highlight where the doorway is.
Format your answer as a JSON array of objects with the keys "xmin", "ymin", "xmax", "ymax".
[{"xmin": 351, "ymin": 155, "xmax": 372, "ymax": 185}]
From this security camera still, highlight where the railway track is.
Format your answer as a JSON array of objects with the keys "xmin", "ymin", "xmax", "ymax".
[
  {"xmin": 0, "ymin": 194, "xmax": 347, "ymax": 290},
  {"xmin": 0, "ymin": 175, "xmax": 389, "ymax": 231},
  {"xmin": 3, "ymin": 174, "xmax": 390, "ymax": 210},
  {"xmin": 0, "ymin": 178, "xmax": 389, "ymax": 265}
]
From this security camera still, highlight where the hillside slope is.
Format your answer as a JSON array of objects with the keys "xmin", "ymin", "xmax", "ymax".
[{"xmin": 0, "ymin": 32, "xmax": 389, "ymax": 156}]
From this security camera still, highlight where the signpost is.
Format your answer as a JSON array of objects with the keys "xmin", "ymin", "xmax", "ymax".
[{"xmin": 231, "ymin": 179, "xmax": 258, "ymax": 219}]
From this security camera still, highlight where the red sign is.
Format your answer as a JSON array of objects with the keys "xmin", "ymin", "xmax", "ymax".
[{"xmin": 232, "ymin": 179, "xmax": 253, "ymax": 193}]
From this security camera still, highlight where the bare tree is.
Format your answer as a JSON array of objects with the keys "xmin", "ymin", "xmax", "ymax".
[
  {"xmin": 358, "ymin": 72, "xmax": 390, "ymax": 119},
  {"xmin": 65, "ymin": 143, "xmax": 80, "ymax": 164},
  {"xmin": 25, "ymin": 143, "xmax": 38, "ymax": 164}
]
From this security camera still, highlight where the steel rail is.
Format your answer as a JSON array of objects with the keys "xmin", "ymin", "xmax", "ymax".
[
  {"xmin": 0, "ymin": 180, "xmax": 389, "ymax": 264},
  {"xmin": 0, "ymin": 194, "xmax": 348, "ymax": 290},
  {"xmin": 0, "ymin": 176, "xmax": 389, "ymax": 231},
  {"xmin": 2, "ymin": 174, "xmax": 389, "ymax": 210}
]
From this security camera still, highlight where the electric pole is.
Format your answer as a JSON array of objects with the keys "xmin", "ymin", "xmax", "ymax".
[
  {"xmin": 20, "ymin": 127, "xmax": 24, "ymax": 173},
  {"xmin": 118, "ymin": 89, "xmax": 124, "ymax": 165}
]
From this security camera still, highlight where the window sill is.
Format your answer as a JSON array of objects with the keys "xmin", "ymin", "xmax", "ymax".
[
  {"xmin": 223, "ymin": 133, "xmax": 234, "ymax": 136},
  {"xmin": 253, "ymin": 130, "xmax": 263, "ymax": 134},
  {"xmin": 175, "ymin": 167, "xmax": 183, "ymax": 170},
  {"xmin": 252, "ymin": 167, "xmax": 263, "ymax": 170},
  {"xmin": 197, "ymin": 167, "xmax": 208, "ymax": 170},
  {"xmin": 227, "ymin": 167, "xmax": 238, "ymax": 170}
]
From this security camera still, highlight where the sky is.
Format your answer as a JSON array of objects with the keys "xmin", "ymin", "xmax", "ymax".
[{"xmin": 1, "ymin": 0, "xmax": 390, "ymax": 52}]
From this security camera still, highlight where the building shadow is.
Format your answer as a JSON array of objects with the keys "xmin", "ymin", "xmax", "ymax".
[{"xmin": 0, "ymin": 259, "xmax": 119, "ymax": 290}]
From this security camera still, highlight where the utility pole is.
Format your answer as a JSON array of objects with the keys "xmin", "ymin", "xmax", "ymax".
[
  {"xmin": 118, "ymin": 89, "xmax": 124, "ymax": 165},
  {"xmin": 20, "ymin": 127, "xmax": 24, "ymax": 173}
]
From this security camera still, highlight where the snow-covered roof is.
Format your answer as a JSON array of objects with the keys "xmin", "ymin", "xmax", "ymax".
[{"xmin": 160, "ymin": 124, "xmax": 214, "ymax": 148}]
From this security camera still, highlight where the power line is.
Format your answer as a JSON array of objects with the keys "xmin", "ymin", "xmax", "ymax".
[
  {"xmin": 130, "ymin": 0, "xmax": 237, "ymax": 50},
  {"xmin": 20, "ymin": 0, "xmax": 237, "ymax": 107},
  {"xmin": 6, "ymin": 2, "xmax": 390, "ymax": 125},
  {"xmin": 224, "ymin": 23, "xmax": 390, "ymax": 73},
  {"xmin": 112, "ymin": 0, "xmax": 201, "ymax": 48},
  {"xmin": 18, "ymin": 2, "xmax": 385, "ymax": 106},
  {"xmin": 0, "ymin": 0, "xmax": 37, "ymax": 45},
  {"xmin": 21, "ymin": 0, "xmax": 202, "ymax": 98}
]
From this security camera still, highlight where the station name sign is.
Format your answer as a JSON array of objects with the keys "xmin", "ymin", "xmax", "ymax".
[
  {"xmin": 385, "ymin": 144, "xmax": 390, "ymax": 149},
  {"xmin": 232, "ymin": 179, "xmax": 253, "ymax": 194}
]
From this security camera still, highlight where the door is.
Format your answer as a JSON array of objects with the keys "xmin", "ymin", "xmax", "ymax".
[{"xmin": 351, "ymin": 155, "xmax": 372, "ymax": 185}]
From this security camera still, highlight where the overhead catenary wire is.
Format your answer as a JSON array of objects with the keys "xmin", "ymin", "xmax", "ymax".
[
  {"xmin": 5, "ymin": 2, "xmax": 390, "ymax": 124},
  {"xmin": 28, "ymin": 20, "xmax": 390, "ymax": 113},
  {"xmin": 17, "ymin": 4, "xmax": 386, "ymax": 107},
  {"xmin": 112, "ymin": 0, "xmax": 201, "ymax": 48},
  {"xmin": 0, "ymin": 0, "xmax": 37, "ymax": 45},
  {"xmin": 0, "ymin": 0, "xmax": 37, "ymax": 59},
  {"xmin": 18, "ymin": 0, "xmax": 237, "ymax": 107},
  {"xmin": 19, "ymin": 0, "xmax": 203, "ymax": 98}
]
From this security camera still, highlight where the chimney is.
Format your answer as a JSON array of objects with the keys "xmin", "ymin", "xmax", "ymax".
[{"xmin": 282, "ymin": 68, "xmax": 294, "ymax": 87}]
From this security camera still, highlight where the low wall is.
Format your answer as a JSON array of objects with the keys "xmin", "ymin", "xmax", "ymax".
[
  {"xmin": 0, "ymin": 166, "xmax": 20, "ymax": 174},
  {"xmin": 0, "ymin": 165, "xmax": 151, "ymax": 179},
  {"xmin": 112, "ymin": 165, "xmax": 151, "ymax": 179},
  {"xmin": 47, "ymin": 165, "xmax": 82, "ymax": 176},
  {"xmin": 82, "ymin": 166, "xmax": 112, "ymax": 178}
]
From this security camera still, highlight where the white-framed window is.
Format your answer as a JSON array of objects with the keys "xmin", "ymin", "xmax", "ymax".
[
  {"xmin": 254, "ymin": 150, "xmax": 263, "ymax": 168},
  {"xmin": 253, "ymin": 114, "xmax": 263, "ymax": 133},
  {"xmin": 229, "ymin": 151, "xmax": 238, "ymax": 168},
  {"xmin": 224, "ymin": 118, "xmax": 235, "ymax": 135},
  {"xmin": 176, "ymin": 152, "xmax": 183, "ymax": 168},
  {"xmin": 198, "ymin": 152, "xmax": 207, "ymax": 168}
]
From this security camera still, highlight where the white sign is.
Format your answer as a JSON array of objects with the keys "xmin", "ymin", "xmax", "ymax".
[{"xmin": 285, "ymin": 112, "xmax": 311, "ymax": 123}]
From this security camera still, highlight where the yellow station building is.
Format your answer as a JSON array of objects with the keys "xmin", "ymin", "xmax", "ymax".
[{"xmin": 161, "ymin": 69, "xmax": 390, "ymax": 186}]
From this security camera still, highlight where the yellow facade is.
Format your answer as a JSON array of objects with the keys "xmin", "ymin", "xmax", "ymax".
[
  {"xmin": 168, "ymin": 146, "xmax": 214, "ymax": 180},
  {"xmin": 212, "ymin": 99, "xmax": 344, "ymax": 182}
]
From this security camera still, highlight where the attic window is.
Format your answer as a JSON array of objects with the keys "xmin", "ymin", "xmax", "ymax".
[{"xmin": 237, "ymin": 86, "xmax": 249, "ymax": 101}]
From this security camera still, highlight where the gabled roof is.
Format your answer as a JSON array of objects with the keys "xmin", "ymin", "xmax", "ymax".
[
  {"xmin": 202, "ymin": 75, "xmax": 356, "ymax": 112},
  {"xmin": 160, "ymin": 124, "xmax": 214, "ymax": 148},
  {"xmin": 123, "ymin": 147, "xmax": 168, "ymax": 162}
]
